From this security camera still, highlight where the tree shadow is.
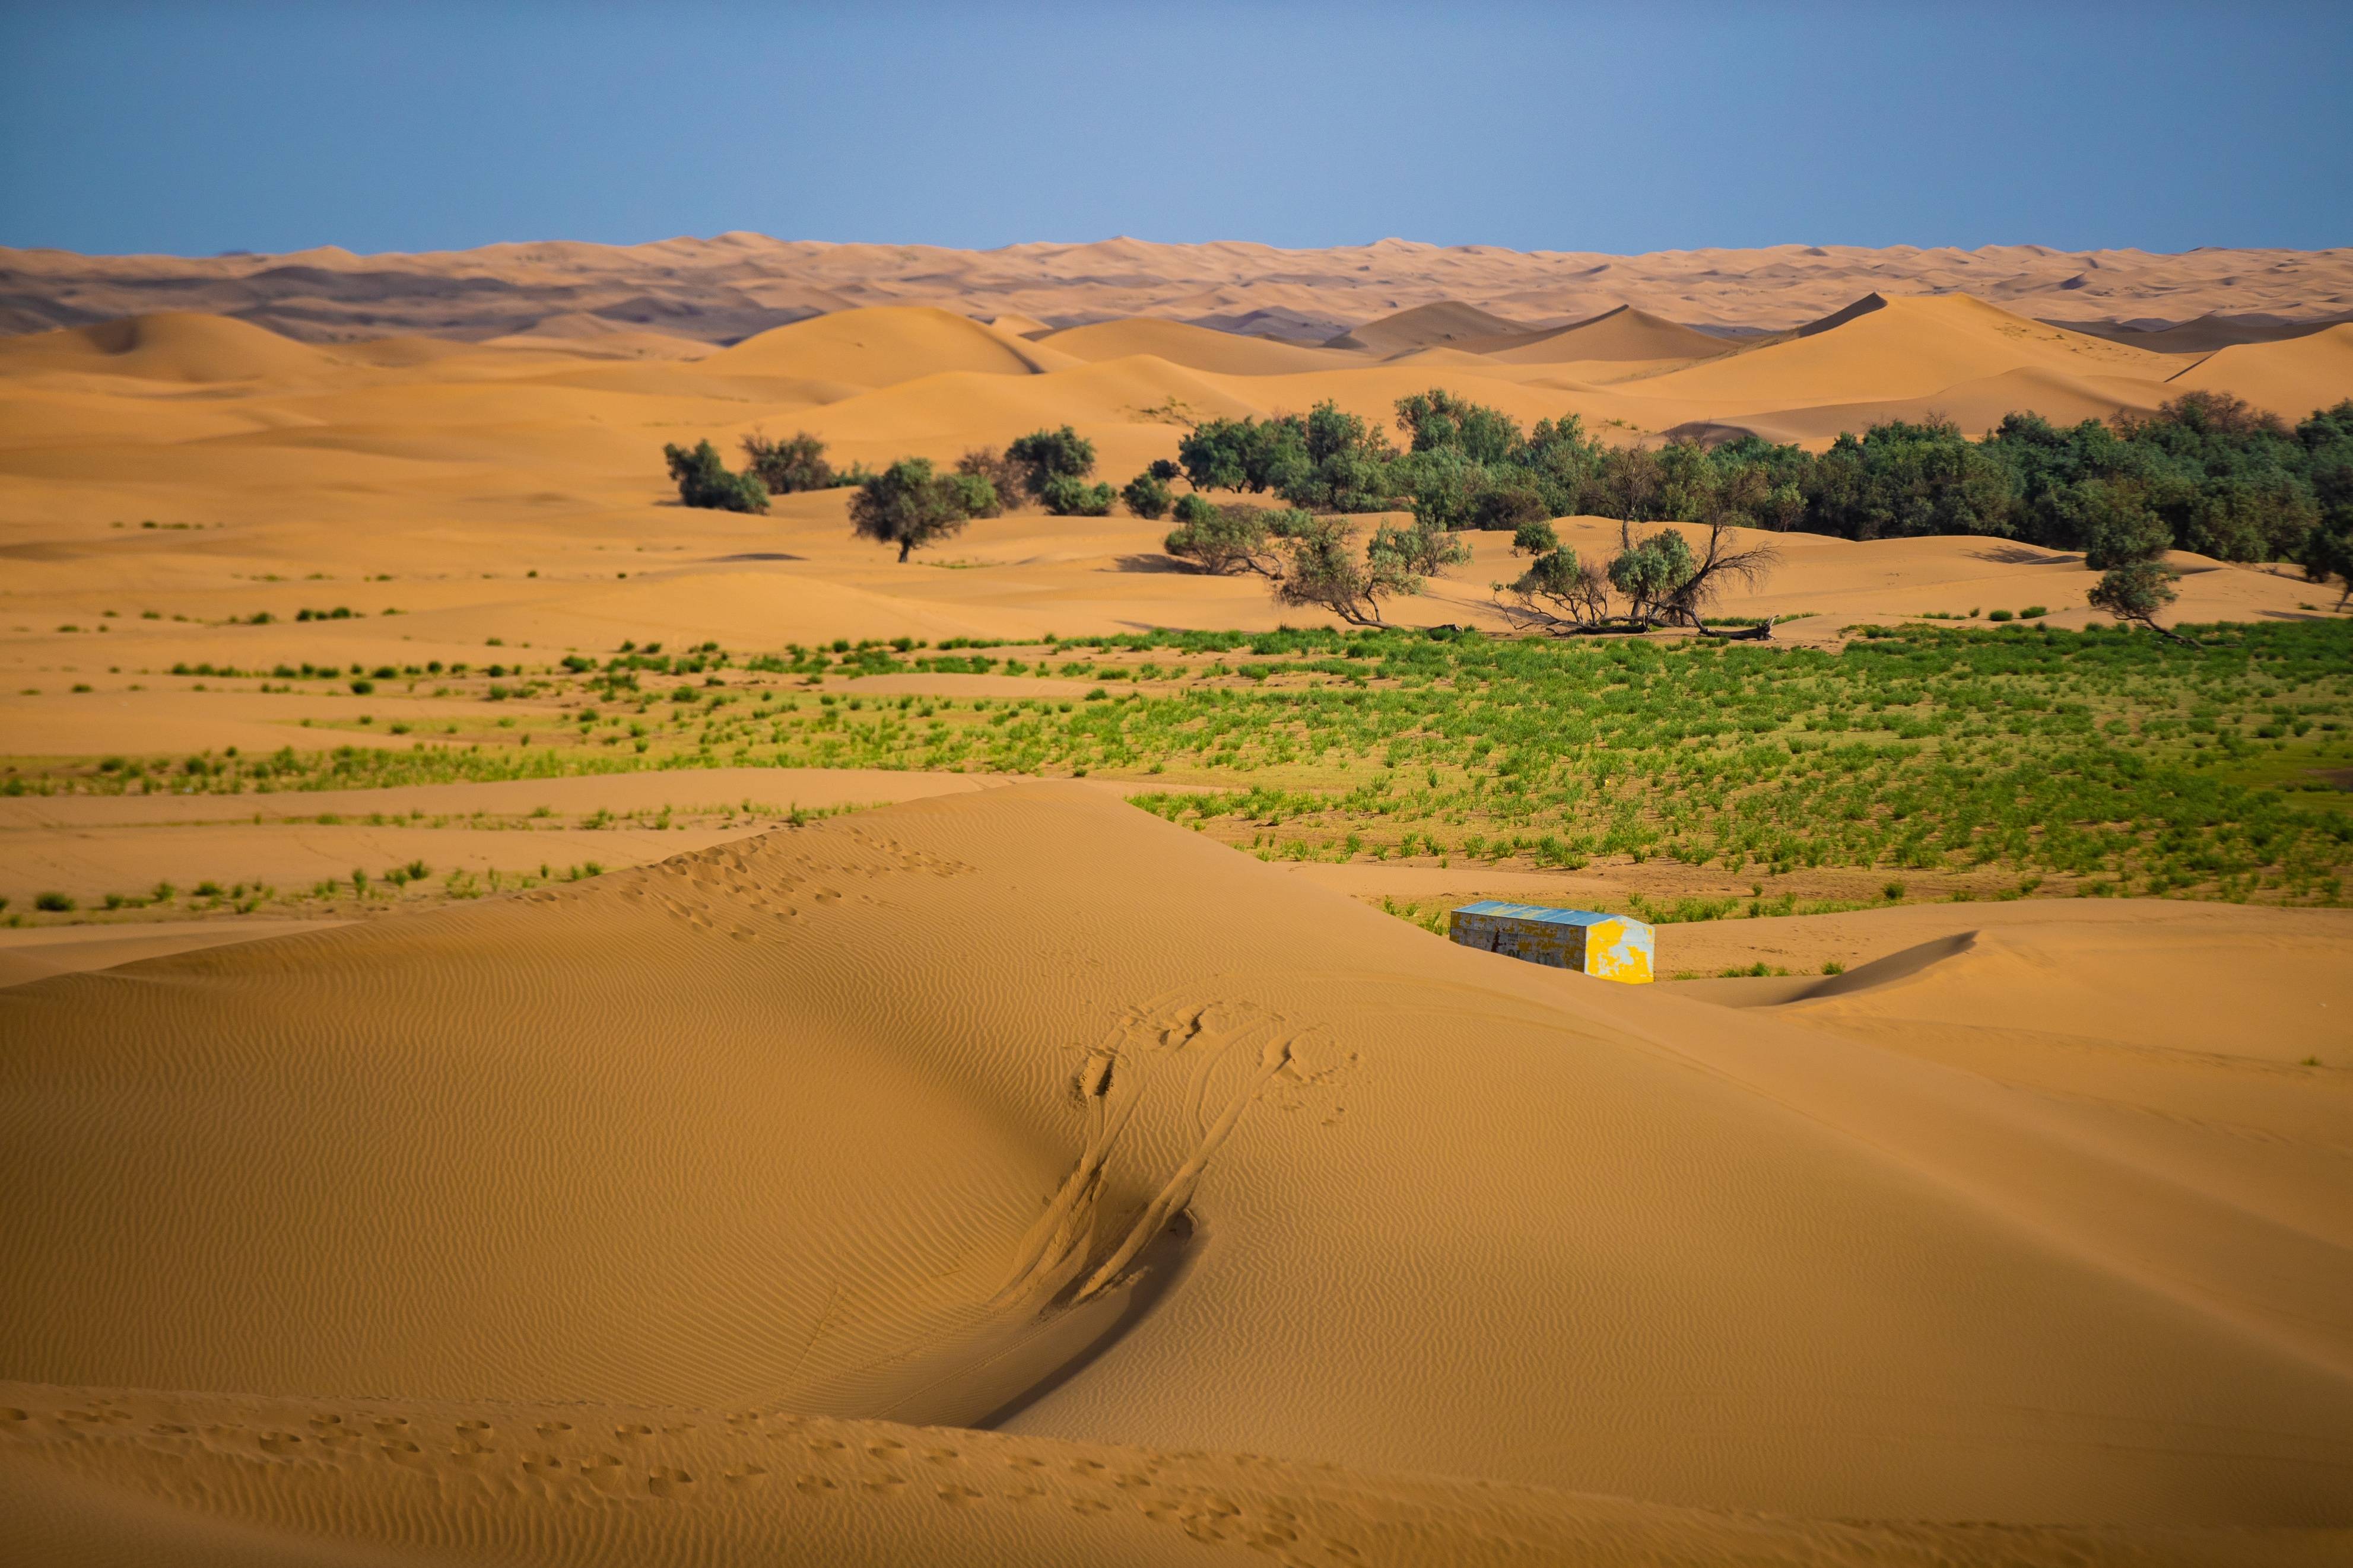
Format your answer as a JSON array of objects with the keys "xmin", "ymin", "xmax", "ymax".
[
  {"xmin": 1110, "ymin": 554, "xmax": 1201, "ymax": 575},
  {"xmin": 1971, "ymin": 543, "xmax": 2074, "ymax": 565}
]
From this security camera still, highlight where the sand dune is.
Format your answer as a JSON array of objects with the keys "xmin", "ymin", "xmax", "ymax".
[
  {"xmin": 4, "ymin": 787, "xmax": 2350, "ymax": 1566},
  {"xmin": 2167, "ymin": 322, "xmax": 2353, "ymax": 416},
  {"xmin": 706, "ymin": 306, "xmax": 1074, "ymax": 384},
  {"xmin": 1039, "ymin": 316, "xmax": 1358, "ymax": 374},
  {"xmin": 1631, "ymin": 293, "xmax": 2181, "ymax": 409},
  {"xmin": 0, "ymin": 312, "xmax": 345, "ymax": 384},
  {"xmin": 2054, "ymin": 311, "xmax": 2353, "ymax": 354},
  {"xmin": 1665, "ymin": 363, "xmax": 2167, "ymax": 446},
  {"xmin": 1325, "ymin": 300, "xmax": 1541, "ymax": 354},
  {"xmin": 1463, "ymin": 304, "xmax": 1733, "ymax": 364}
]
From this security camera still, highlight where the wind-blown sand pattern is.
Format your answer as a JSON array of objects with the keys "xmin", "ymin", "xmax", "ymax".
[{"xmin": 4, "ymin": 788, "xmax": 2351, "ymax": 1566}]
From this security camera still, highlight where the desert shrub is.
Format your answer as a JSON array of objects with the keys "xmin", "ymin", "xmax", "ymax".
[
  {"xmin": 1147, "ymin": 457, "xmax": 1182, "ymax": 482},
  {"xmin": 1507, "ymin": 543, "xmax": 1611, "ymax": 627},
  {"xmin": 1369, "ymin": 519, "xmax": 1471, "ymax": 576},
  {"xmin": 1121, "ymin": 472, "xmax": 1173, "ymax": 519},
  {"xmin": 1166, "ymin": 504, "xmax": 1274, "ymax": 575},
  {"xmin": 1171, "ymin": 492, "xmax": 1217, "ymax": 526},
  {"xmin": 739, "ymin": 430, "xmax": 835, "ymax": 493},
  {"xmin": 2088, "ymin": 559, "xmax": 2184, "ymax": 640},
  {"xmin": 1006, "ymin": 426, "xmax": 1097, "ymax": 497},
  {"xmin": 662, "ymin": 440, "xmax": 769, "ymax": 513},
  {"xmin": 954, "ymin": 448, "xmax": 1023, "ymax": 515},
  {"xmin": 35, "ymin": 890, "xmax": 75, "ymax": 912},
  {"xmin": 849, "ymin": 458, "xmax": 992, "ymax": 560},
  {"xmin": 1608, "ymin": 527, "xmax": 1698, "ymax": 626},
  {"xmin": 1041, "ymin": 476, "xmax": 1116, "ymax": 516},
  {"xmin": 1273, "ymin": 516, "xmax": 1421, "ymax": 625}
]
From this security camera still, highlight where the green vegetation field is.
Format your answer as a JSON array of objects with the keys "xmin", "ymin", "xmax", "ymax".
[{"xmin": 13, "ymin": 621, "xmax": 2353, "ymax": 910}]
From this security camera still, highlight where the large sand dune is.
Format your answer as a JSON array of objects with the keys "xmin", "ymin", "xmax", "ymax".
[{"xmin": 5, "ymin": 787, "xmax": 2351, "ymax": 1565}]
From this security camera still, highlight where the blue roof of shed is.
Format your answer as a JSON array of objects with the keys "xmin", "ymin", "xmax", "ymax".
[{"xmin": 1452, "ymin": 901, "xmax": 1618, "ymax": 927}]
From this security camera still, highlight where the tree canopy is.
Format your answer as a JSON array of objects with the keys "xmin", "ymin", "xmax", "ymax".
[
  {"xmin": 1167, "ymin": 388, "xmax": 2351, "ymax": 571},
  {"xmin": 849, "ymin": 458, "xmax": 993, "ymax": 560},
  {"xmin": 1005, "ymin": 426, "xmax": 1097, "ymax": 497}
]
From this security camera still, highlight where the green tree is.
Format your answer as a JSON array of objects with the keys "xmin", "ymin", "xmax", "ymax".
[
  {"xmin": 1006, "ymin": 426, "xmax": 1097, "ymax": 497},
  {"xmin": 849, "ymin": 458, "xmax": 990, "ymax": 560},
  {"xmin": 2088, "ymin": 560, "xmax": 2187, "ymax": 642},
  {"xmin": 663, "ymin": 440, "xmax": 769, "ymax": 513},
  {"xmin": 2076, "ymin": 475, "xmax": 2187, "ymax": 640},
  {"xmin": 1395, "ymin": 388, "xmax": 1522, "ymax": 464},
  {"xmin": 1607, "ymin": 526, "xmax": 1697, "ymax": 628},
  {"xmin": 2080, "ymin": 479, "xmax": 2173, "ymax": 570},
  {"xmin": 2294, "ymin": 400, "xmax": 2353, "ymax": 606}
]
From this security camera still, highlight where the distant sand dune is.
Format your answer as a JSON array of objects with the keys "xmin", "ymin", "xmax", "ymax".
[
  {"xmin": 707, "ymin": 306, "xmax": 1075, "ymax": 384},
  {"xmin": 12, "ymin": 236, "xmax": 2349, "ymax": 347},
  {"xmin": 0, "ymin": 311, "xmax": 343, "ymax": 384}
]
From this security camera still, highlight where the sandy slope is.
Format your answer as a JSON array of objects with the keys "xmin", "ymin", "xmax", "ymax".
[
  {"xmin": 2168, "ymin": 323, "xmax": 2353, "ymax": 418},
  {"xmin": 706, "ymin": 306, "xmax": 1076, "ymax": 384},
  {"xmin": 1630, "ymin": 293, "xmax": 2182, "ymax": 409},
  {"xmin": 1038, "ymin": 317, "xmax": 1360, "ymax": 373},
  {"xmin": 1465, "ymin": 305, "xmax": 1733, "ymax": 364},
  {"xmin": 2, "ymin": 787, "xmax": 2349, "ymax": 1566}
]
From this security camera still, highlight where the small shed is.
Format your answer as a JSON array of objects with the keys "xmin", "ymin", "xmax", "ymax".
[{"xmin": 1449, "ymin": 901, "xmax": 1655, "ymax": 984}]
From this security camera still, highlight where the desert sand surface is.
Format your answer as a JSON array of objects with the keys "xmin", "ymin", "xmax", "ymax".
[
  {"xmin": 4, "ymin": 238, "xmax": 2353, "ymax": 1567},
  {"xmin": 4, "ymin": 789, "xmax": 2351, "ymax": 1568}
]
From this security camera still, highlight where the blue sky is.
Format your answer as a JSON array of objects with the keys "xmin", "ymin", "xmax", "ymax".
[{"xmin": 4, "ymin": 2, "xmax": 2347, "ymax": 257}]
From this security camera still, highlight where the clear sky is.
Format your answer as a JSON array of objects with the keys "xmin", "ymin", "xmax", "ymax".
[{"xmin": 5, "ymin": 1, "xmax": 2348, "ymax": 258}]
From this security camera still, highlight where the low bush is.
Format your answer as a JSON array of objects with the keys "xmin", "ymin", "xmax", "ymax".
[
  {"xmin": 1041, "ymin": 476, "xmax": 1116, "ymax": 516},
  {"xmin": 662, "ymin": 440, "xmax": 769, "ymax": 513}
]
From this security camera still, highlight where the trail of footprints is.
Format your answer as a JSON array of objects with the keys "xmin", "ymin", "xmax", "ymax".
[{"xmin": 564, "ymin": 822, "xmax": 974, "ymax": 943}]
